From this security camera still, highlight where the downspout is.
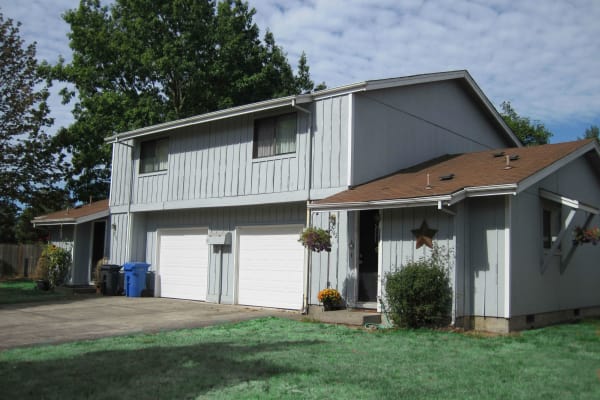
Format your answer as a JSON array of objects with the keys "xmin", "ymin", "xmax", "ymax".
[{"xmin": 293, "ymin": 99, "xmax": 313, "ymax": 314}]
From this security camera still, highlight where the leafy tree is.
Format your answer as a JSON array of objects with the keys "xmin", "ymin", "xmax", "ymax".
[
  {"xmin": 0, "ymin": 200, "xmax": 17, "ymax": 243},
  {"xmin": 50, "ymin": 0, "xmax": 322, "ymax": 202},
  {"xmin": 295, "ymin": 51, "xmax": 326, "ymax": 93},
  {"xmin": 0, "ymin": 12, "xmax": 63, "ymax": 241},
  {"xmin": 580, "ymin": 125, "xmax": 599, "ymax": 143},
  {"xmin": 15, "ymin": 188, "xmax": 70, "ymax": 243},
  {"xmin": 500, "ymin": 101, "xmax": 552, "ymax": 146}
]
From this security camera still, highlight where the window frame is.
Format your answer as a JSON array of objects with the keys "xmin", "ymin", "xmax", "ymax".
[
  {"xmin": 139, "ymin": 137, "xmax": 169, "ymax": 175},
  {"xmin": 542, "ymin": 201, "xmax": 562, "ymax": 251},
  {"xmin": 252, "ymin": 112, "xmax": 298, "ymax": 159}
]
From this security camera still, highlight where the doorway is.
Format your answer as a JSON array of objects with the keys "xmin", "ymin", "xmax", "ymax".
[
  {"xmin": 358, "ymin": 210, "xmax": 379, "ymax": 303},
  {"xmin": 90, "ymin": 220, "xmax": 106, "ymax": 283}
]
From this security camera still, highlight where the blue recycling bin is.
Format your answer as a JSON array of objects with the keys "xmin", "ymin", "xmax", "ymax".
[{"xmin": 123, "ymin": 262, "xmax": 151, "ymax": 297}]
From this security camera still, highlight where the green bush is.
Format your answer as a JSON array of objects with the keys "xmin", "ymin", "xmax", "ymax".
[
  {"xmin": 34, "ymin": 244, "xmax": 72, "ymax": 288},
  {"xmin": 385, "ymin": 247, "xmax": 452, "ymax": 328},
  {"xmin": 0, "ymin": 260, "xmax": 14, "ymax": 278}
]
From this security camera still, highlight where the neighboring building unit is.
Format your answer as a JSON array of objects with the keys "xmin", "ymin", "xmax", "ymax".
[{"xmin": 32, "ymin": 200, "xmax": 109, "ymax": 285}]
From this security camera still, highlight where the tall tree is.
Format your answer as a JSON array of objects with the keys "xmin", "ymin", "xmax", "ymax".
[
  {"xmin": 500, "ymin": 101, "xmax": 552, "ymax": 146},
  {"xmin": 0, "ymin": 12, "xmax": 62, "ymax": 241},
  {"xmin": 51, "ymin": 0, "xmax": 321, "ymax": 202},
  {"xmin": 580, "ymin": 125, "xmax": 599, "ymax": 143},
  {"xmin": 0, "ymin": 200, "xmax": 17, "ymax": 243}
]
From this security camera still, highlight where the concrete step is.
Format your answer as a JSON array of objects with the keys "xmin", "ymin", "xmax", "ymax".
[{"xmin": 307, "ymin": 306, "xmax": 382, "ymax": 326}]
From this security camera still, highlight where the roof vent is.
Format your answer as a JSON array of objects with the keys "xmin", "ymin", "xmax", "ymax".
[
  {"xmin": 504, "ymin": 154, "xmax": 512, "ymax": 170},
  {"xmin": 493, "ymin": 151, "xmax": 505, "ymax": 157},
  {"xmin": 439, "ymin": 173, "xmax": 455, "ymax": 181},
  {"xmin": 425, "ymin": 173, "xmax": 432, "ymax": 190},
  {"xmin": 509, "ymin": 154, "xmax": 520, "ymax": 161}
]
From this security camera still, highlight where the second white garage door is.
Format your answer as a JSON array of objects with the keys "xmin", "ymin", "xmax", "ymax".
[
  {"xmin": 158, "ymin": 229, "xmax": 209, "ymax": 301},
  {"xmin": 237, "ymin": 225, "xmax": 305, "ymax": 309}
]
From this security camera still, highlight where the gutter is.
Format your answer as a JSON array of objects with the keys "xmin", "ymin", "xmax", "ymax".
[
  {"xmin": 105, "ymin": 95, "xmax": 313, "ymax": 142},
  {"xmin": 310, "ymin": 183, "xmax": 521, "ymax": 212}
]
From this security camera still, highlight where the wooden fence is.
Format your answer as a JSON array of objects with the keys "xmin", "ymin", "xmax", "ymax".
[{"xmin": 0, "ymin": 244, "xmax": 44, "ymax": 278}]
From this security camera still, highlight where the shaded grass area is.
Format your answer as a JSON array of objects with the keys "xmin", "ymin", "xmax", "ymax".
[
  {"xmin": 0, "ymin": 280, "xmax": 69, "ymax": 305},
  {"xmin": 1, "ymin": 317, "xmax": 599, "ymax": 399}
]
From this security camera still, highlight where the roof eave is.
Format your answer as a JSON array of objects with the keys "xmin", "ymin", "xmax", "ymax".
[
  {"xmin": 308, "ymin": 195, "xmax": 453, "ymax": 211},
  {"xmin": 32, "ymin": 210, "xmax": 109, "ymax": 227},
  {"xmin": 105, "ymin": 94, "xmax": 313, "ymax": 142}
]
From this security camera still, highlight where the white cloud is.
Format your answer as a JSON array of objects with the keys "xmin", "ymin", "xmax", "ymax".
[{"xmin": 2, "ymin": 0, "xmax": 599, "ymax": 140}]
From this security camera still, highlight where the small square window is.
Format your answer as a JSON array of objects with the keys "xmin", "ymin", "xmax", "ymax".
[
  {"xmin": 542, "ymin": 204, "xmax": 561, "ymax": 249},
  {"xmin": 139, "ymin": 138, "xmax": 168, "ymax": 174},
  {"xmin": 253, "ymin": 113, "xmax": 297, "ymax": 158}
]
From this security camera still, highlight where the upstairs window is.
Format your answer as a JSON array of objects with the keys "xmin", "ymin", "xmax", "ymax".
[
  {"xmin": 139, "ymin": 138, "xmax": 168, "ymax": 174},
  {"xmin": 253, "ymin": 113, "xmax": 297, "ymax": 158}
]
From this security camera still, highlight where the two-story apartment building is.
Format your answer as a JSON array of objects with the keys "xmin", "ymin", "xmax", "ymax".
[{"xmin": 106, "ymin": 70, "xmax": 600, "ymax": 332}]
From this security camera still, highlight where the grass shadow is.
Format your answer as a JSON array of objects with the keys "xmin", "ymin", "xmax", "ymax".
[{"xmin": 0, "ymin": 339, "xmax": 322, "ymax": 399}]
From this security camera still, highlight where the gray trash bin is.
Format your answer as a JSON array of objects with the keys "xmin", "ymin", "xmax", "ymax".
[{"xmin": 100, "ymin": 264, "xmax": 122, "ymax": 295}]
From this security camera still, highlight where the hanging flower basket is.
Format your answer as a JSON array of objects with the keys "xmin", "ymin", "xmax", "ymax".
[
  {"xmin": 318, "ymin": 288, "xmax": 342, "ymax": 311},
  {"xmin": 573, "ymin": 226, "xmax": 600, "ymax": 246},
  {"xmin": 299, "ymin": 227, "xmax": 332, "ymax": 252}
]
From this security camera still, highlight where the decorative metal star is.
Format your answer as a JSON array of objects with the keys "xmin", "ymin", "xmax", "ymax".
[{"xmin": 411, "ymin": 220, "xmax": 437, "ymax": 249}]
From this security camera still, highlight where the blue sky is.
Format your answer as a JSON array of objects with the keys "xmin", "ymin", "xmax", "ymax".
[{"xmin": 2, "ymin": 0, "xmax": 599, "ymax": 143}]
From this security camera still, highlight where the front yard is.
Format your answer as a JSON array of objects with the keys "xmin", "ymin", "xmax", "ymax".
[
  {"xmin": 0, "ymin": 279, "xmax": 70, "ymax": 305},
  {"xmin": 1, "ymin": 317, "xmax": 599, "ymax": 399}
]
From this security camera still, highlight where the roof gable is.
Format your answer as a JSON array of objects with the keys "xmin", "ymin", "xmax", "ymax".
[{"xmin": 106, "ymin": 70, "xmax": 519, "ymax": 147}]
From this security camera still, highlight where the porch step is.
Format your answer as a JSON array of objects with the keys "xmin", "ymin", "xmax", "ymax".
[{"xmin": 307, "ymin": 306, "xmax": 382, "ymax": 326}]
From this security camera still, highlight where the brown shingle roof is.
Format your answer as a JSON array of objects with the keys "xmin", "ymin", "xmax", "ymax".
[
  {"xmin": 314, "ymin": 140, "xmax": 597, "ymax": 208},
  {"xmin": 33, "ymin": 199, "xmax": 109, "ymax": 225}
]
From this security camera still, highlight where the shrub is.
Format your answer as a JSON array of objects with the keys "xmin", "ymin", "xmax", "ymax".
[
  {"xmin": 0, "ymin": 260, "xmax": 14, "ymax": 278},
  {"xmin": 385, "ymin": 246, "xmax": 452, "ymax": 328},
  {"xmin": 34, "ymin": 244, "xmax": 72, "ymax": 289}
]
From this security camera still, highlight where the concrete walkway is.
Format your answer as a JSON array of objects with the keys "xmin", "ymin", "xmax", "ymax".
[{"xmin": 0, "ymin": 296, "xmax": 294, "ymax": 349}]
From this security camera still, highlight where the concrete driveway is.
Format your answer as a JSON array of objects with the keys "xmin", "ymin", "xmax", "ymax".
[{"xmin": 0, "ymin": 296, "xmax": 295, "ymax": 349}]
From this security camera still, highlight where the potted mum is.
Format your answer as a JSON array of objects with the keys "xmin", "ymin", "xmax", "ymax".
[
  {"xmin": 318, "ymin": 288, "xmax": 342, "ymax": 311},
  {"xmin": 299, "ymin": 227, "xmax": 332, "ymax": 252}
]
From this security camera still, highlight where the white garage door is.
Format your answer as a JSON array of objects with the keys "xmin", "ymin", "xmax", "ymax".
[
  {"xmin": 158, "ymin": 229, "xmax": 209, "ymax": 301},
  {"xmin": 238, "ymin": 225, "xmax": 304, "ymax": 309}
]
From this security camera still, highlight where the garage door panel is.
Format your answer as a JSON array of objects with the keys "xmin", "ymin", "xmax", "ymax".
[
  {"xmin": 158, "ymin": 230, "xmax": 208, "ymax": 301},
  {"xmin": 238, "ymin": 226, "xmax": 304, "ymax": 309}
]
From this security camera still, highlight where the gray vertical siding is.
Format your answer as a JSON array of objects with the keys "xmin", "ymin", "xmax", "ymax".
[
  {"xmin": 109, "ymin": 139, "xmax": 134, "ymax": 207},
  {"xmin": 311, "ymin": 96, "xmax": 349, "ymax": 190},
  {"xmin": 309, "ymin": 210, "xmax": 350, "ymax": 304},
  {"xmin": 109, "ymin": 97, "xmax": 350, "ymax": 210},
  {"xmin": 352, "ymin": 80, "xmax": 514, "ymax": 186},
  {"xmin": 108, "ymin": 213, "xmax": 129, "ymax": 265},
  {"xmin": 464, "ymin": 197, "xmax": 506, "ymax": 318},
  {"xmin": 510, "ymin": 156, "xmax": 600, "ymax": 316}
]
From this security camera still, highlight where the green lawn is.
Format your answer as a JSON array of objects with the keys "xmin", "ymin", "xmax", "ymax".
[
  {"xmin": 1, "ymin": 318, "xmax": 599, "ymax": 399},
  {"xmin": 0, "ymin": 279, "xmax": 70, "ymax": 305}
]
